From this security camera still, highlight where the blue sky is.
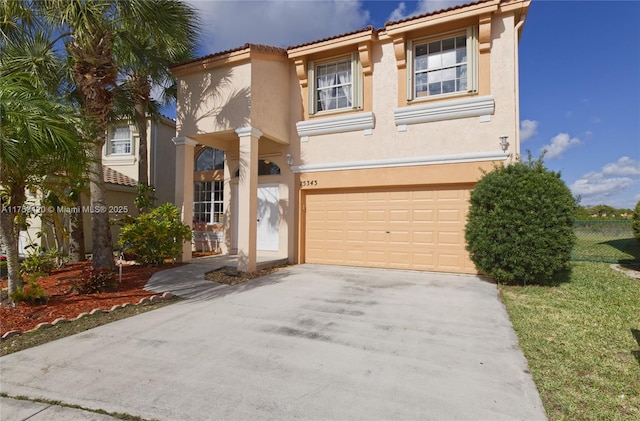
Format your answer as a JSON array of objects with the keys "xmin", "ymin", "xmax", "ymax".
[{"xmin": 184, "ymin": 0, "xmax": 640, "ymax": 209}]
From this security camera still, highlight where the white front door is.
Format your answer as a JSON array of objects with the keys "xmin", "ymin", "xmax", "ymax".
[{"xmin": 233, "ymin": 184, "xmax": 280, "ymax": 251}]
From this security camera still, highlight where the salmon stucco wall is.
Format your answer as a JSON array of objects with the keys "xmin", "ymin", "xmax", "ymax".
[
  {"xmin": 176, "ymin": 62, "xmax": 252, "ymax": 137},
  {"xmin": 251, "ymin": 56, "xmax": 291, "ymax": 143}
]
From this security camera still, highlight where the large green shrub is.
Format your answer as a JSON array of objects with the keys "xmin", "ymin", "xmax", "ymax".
[
  {"xmin": 633, "ymin": 201, "xmax": 640, "ymax": 241},
  {"xmin": 465, "ymin": 155, "xmax": 577, "ymax": 285},
  {"xmin": 118, "ymin": 203, "xmax": 192, "ymax": 265}
]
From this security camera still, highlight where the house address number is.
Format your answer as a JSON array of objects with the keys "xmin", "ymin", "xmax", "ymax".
[{"xmin": 300, "ymin": 180, "xmax": 318, "ymax": 187}]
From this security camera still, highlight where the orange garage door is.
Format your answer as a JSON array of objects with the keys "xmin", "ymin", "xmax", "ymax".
[{"xmin": 304, "ymin": 185, "xmax": 476, "ymax": 274}]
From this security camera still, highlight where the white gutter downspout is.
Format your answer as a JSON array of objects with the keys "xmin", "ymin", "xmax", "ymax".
[{"xmin": 514, "ymin": 15, "xmax": 526, "ymax": 161}]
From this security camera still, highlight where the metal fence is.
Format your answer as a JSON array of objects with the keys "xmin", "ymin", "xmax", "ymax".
[{"xmin": 572, "ymin": 220, "xmax": 639, "ymax": 263}]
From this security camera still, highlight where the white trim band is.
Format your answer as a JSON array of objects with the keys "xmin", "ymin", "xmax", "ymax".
[
  {"xmin": 296, "ymin": 112, "xmax": 375, "ymax": 139},
  {"xmin": 291, "ymin": 150, "xmax": 507, "ymax": 173},
  {"xmin": 103, "ymin": 155, "xmax": 136, "ymax": 166},
  {"xmin": 172, "ymin": 136, "xmax": 198, "ymax": 146},
  {"xmin": 394, "ymin": 95, "xmax": 494, "ymax": 126},
  {"xmin": 235, "ymin": 126, "xmax": 263, "ymax": 138}
]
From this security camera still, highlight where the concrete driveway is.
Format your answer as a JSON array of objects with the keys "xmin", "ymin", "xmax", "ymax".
[{"xmin": 0, "ymin": 264, "xmax": 545, "ymax": 420}]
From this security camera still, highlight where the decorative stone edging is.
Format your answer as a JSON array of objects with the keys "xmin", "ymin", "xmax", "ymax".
[{"xmin": 1, "ymin": 292, "xmax": 174, "ymax": 341}]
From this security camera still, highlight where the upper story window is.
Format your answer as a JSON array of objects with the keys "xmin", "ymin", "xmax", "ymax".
[
  {"xmin": 109, "ymin": 125, "xmax": 132, "ymax": 155},
  {"xmin": 309, "ymin": 53, "xmax": 362, "ymax": 115},
  {"xmin": 195, "ymin": 147, "xmax": 224, "ymax": 171},
  {"xmin": 408, "ymin": 28, "xmax": 477, "ymax": 101}
]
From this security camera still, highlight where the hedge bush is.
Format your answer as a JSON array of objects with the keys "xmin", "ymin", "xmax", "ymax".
[
  {"xmin": 118, "ymin": 203, "xmax": 192, "ymax": 265},
  {"xmin": 465, "ymin": 155, "xmax": 577, "ymax": 285}
]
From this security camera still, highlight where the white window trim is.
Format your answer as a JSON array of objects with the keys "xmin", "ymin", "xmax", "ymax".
[
  {"xmin": 296, "ymin": 111, "xmax": 375, "ymax": 141},
  {"xmin": 406, "ymin": 27, "xmax": 478, "ymax": 102},
  {"xmin": 394, "ymin": 94, "xmax": 494, "ymax": 127},
  {"xmin": 107, "ymin": 125, "xmax": 133, "ymax": 156},
  {"xmin": 308, "ymin": 53, "xmax": 363, "ymax": 116},
  {"xmin": 193, "ymin": 180, "xmax": 224, "ymax": 225}
]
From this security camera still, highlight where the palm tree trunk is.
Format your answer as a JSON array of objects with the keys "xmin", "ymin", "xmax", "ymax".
[
  {"xmin": 68, "ymin": 194, "xmax": 86, "ymax": 262},
  {"xmin": 0, "ymin": 189, "xmax": 26, "ymax": 298},
  {"xmin": 133, "ymin": 76, "xmax": 150, "ymax": 185},
  {"xmin": 88, "ymin": 142, "xmax": 115, "ymax": 270}
]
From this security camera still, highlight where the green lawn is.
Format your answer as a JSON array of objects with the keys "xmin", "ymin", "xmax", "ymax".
[{"xmin": 501, "ymin": 261, "xmax": 640, "ymax": 420}]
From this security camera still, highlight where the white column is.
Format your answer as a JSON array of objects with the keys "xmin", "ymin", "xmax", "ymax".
[
  {"xmin": 172, "ymin": 136, "xmax": 198, "ymax": 262},
  {"xmin": 235, "ymin": 127, "xmax": 261, "ymax": 272}
]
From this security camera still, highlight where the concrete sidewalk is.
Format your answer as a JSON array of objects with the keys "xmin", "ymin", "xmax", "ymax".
[
  {"xmin": 0, "ymin": 263, "xmax": 546, "ymax": 420},
  {"xmin": 144, "ymin": 254, "xmax": 287, "ymax": 299},
  {"xmin": 0, "ymin": 396, "xmax": 118, "ymax": 420}
]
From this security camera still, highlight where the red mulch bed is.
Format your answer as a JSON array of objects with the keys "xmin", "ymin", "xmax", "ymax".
[{"xmin": 0, "ymin": 262, "xmax": 181, "ymax": 335}]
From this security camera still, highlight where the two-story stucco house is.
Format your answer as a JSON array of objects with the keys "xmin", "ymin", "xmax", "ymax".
[{"xmin": 171, "ymin": 0, "xmax": 530, "ymax": 273}]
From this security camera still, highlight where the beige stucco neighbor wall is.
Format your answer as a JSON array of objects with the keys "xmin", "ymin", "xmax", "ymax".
[
  {"xmin": 153, "ymin": 118, "xmax": 177, "ymax": 205},
  {"xmin": 102, "ymin": 117, "xmax": 177, "ymax": 202}
]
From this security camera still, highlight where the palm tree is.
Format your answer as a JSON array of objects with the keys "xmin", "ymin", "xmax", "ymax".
[
  {"xmin": 1, "ymin": 5, "xmax": 87, "ymax": 299},
  {"xmin": 115, "ymin": 0, "xmax": 199, "ymax": 186},
  {"xmin": 39, "ymin": 0, "xmax": 200, "ymax": 269},
  {"xmin": 0, "ymin": 71, "xmax": 87, "ymax": 298},
  {"xmin": 37, "ymin": 0, "xmax": 117, "ymax": 269}
]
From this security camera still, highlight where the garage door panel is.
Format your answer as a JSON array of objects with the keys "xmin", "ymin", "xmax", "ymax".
[
  {"xmin": 365, "ymin": 230, "xmax": 387, "ymax": 242},
  {"xmin": 305, "ymin": 185, "xmax": 475, "ymax": 273},
  {"xmin": 413, "ymin": 209, "xmax": 434, "ymax": 222},
  {"xmin": 389, "ymin": 209, "xmax": 410, "ymax": 221},
  {"xmin": 346, "ymin": 210, "xmax": 365, "ymax": 221},
  {"xmin": 438, "ymin": 209, "xmax": 463, "ymax": 222},
  {"xmin": 366, "ymin": 209, "xmax": 386, "ymax": 222},
  {"xmin": 326, "ymin": 229, "xmax": 344, "ymax": 241},
  {"xmin": 438, "ymin": 231, "xmax": 462, "ymax": 245},
  {"xmin": 389, "ymin": 231, "xmax": 410, "ymax": 243}
]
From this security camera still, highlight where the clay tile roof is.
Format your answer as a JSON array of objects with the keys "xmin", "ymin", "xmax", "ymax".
[
  {"xmin": 286, "ymin": 25, "xmax": 375, "ymax": 51},
  {"xmin": 103, "ymin": 166, "xmax": 137, "ymax": 188},
  {"xmin": 385, "ymin": 0, "xmax": 493, "ymax": 26},
  {"xmin": 171, "ymin": 43, "xmax": 287, "ymax": 69}
]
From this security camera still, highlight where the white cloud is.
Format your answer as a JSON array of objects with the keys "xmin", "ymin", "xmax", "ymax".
[
  {"xmin": 541, "ymin": 133, "xmax": 581, "ymax": 159},
  {"xmin": 386, "ymin": 0, "xmax": 467, "ymax": 22},
  {"xmin": 602, "ymin": 156, "xmax": 640, "ymax": 176},
  {"xmin": 570, "ymin": 172, "xmax": 633, "ymax": 197},
  {"xmin": 519, "ymin": 119, "xmax": 538, "ymax": 142},
  {"xmin": 570, "ymin": 157, "xmax": 640, "ymax": 208},
  {"xmin": 388, "ymin": 2, "xmax": 408, "ymax": 22},
  {"xmin": 188, "ymin": 0, "xmax": 370, "ymax": 54}
]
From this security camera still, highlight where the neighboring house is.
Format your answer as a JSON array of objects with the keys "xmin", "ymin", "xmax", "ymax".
[
  {"xmin": 103, "ymin": 115, "xmax": 177, "ymax": 206},
  {"xmin": 171, "ymin": 0, "xmax": 530, "ymax": 273},
  {"xmin": 18, "ymin": 115, "xmax": 177, "ymax": 256}
]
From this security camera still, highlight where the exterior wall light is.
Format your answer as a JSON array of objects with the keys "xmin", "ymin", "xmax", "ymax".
[
  {"xmin": 285, "ymin": 153, "xmax": 294, "ymax": 166},
  {"xmin": 499, "ymin": 135, "xmax": 509, "ymax": 152}
]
